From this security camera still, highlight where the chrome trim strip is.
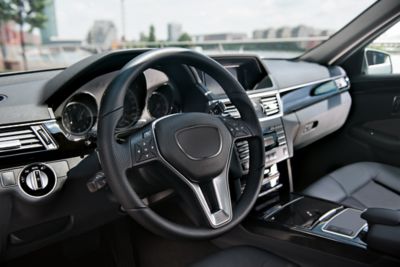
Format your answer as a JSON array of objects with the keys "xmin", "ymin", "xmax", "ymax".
[
  {"xmin": 0, "ymin": 120, "xmax": 57, "ymax": 130},
  {"xmin": 277, "ymin": 75, "xmax": 346, "ymax": 93},
  {"xmin": 0, "ymin": 140, "xmax": 21, "ymax": 150},
  {"xmin": 258, "ymin": 183, "xmax": 282, "ymax": 197},
  {"xmin": 31, "ymin": 125, "xmax": 58, "ymax": 150},
  {"xmin": 263, "ymin": 196, "xmax": 304, "ymax": 219}
]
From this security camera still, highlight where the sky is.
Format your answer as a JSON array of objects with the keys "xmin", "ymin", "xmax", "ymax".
[{"xmin": 55, "ymin": 0, "xmax": 377, "ymax": 41}]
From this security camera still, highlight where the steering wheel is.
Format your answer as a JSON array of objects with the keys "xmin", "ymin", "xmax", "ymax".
[{"xmin": 97, "ymin": 48, "xmax": 265, "ymax": 239}]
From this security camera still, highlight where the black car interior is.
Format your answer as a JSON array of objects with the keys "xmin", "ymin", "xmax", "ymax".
[{"xmin": 2, "ymin": 1, "xmax": 400, "ymax": 266}]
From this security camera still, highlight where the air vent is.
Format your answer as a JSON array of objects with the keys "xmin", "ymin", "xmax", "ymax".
[
  {"xmin": 260, "ymin": 95, "xmax": 280, "ymax": 117},
  {"xmin": 0, "ymin": 124, "xmax": 57, "ymax": 156},
  {"xmin": 236, "ymin": 140, "xmax": 249, "ymax": 171},
  {"xmin": 271, "ymin": 124, "xmax": 287, "ymax": 146},
  {"xmin": 223, "ymin": 102, "xmax": 240, "ymax": 118}
]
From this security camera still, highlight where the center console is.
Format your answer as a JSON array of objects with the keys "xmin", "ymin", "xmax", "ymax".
[
  {"xmin": 225, "ymin": 92, "xmax": 372, "ymax": 254},
  {"xmin": 210, "ymin": 66, "xmax": 374, "ymax": 260},
  {"xmin": 259, "ymin": 195, "xmax": 368, "ymax": 248}
]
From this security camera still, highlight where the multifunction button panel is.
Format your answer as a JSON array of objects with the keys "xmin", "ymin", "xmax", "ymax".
[
  {"xmin": 222, "ymin": 118, "xmax": 251, "ymax": 138},
  {"xmin": 134, "ymin": 135, "xmax": 157, "ymax": 163}
]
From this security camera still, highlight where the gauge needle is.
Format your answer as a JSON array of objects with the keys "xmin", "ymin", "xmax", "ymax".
[
  {"xmin": 78, "ymin": 110, "xmax": 85, "ymax": 122},
  {"xmin": 68, "ymin": 112, "xmax": 74, "ymax": 125}
]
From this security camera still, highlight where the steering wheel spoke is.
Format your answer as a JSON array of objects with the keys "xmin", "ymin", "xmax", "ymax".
[{"xmin": 189, "ymin": 169, "xmax": 233, "ymax": 228}]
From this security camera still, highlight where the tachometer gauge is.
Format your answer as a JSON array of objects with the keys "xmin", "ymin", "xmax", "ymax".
[
  {"xmin": 62, "ymin": 102, "xmax": 94, "ymax": 135},
  {"xmin": 148, "ymin": 91, "xmax": 171, "ymax": 118},
  {"xmin": 116, "ymin": 89, "xmax": 141, "ymax": 130}
]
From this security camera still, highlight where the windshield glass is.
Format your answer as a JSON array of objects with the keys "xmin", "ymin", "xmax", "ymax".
[{"xmin": 0, "ymin": 0, "xmax": 376, "ymax": 73}]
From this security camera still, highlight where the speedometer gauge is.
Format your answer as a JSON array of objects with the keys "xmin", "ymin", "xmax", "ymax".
[
  {"xmin": 116, "ymin": 89, "xmax": 141, "ymax": 130},
  {"xmin": 62, "ymin": 102, "xmax": 94, "ymax": 135},
  {"xmin": 115, "ymin": 73, "xmax": 147, "ymax": 131},
  {"xmin": 148, "ymin": 91, "xmax": 171, "ymax": 118}
]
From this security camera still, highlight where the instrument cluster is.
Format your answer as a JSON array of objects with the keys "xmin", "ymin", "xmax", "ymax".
[{"xmin": 59, "ymin": 71, "xmax": 182, "ymax": 139}]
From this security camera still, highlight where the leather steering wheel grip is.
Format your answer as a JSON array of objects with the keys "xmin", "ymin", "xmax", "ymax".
[{"xmin": 97, "ymin": 48, "xmax": 265, "ymax": 239}]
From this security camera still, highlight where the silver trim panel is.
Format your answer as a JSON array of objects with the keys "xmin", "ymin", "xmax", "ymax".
[{"xmin": 321, "ymin": 208, "xmax": 368, "ymax": 239}]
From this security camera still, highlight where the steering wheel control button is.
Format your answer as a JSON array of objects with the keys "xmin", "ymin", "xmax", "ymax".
[
  {"xmin": 222, "ymin": 118, "xmax": 250, "ymax": 138},
  {"xmin": 18, "ymin": 163, "xmax": 57, "ymax": 198},
  {"xmin": 135, "ymin": 137, "xmax": 156, "ymax": 163},
  {"xmin": 1, "ymin": 171, "xmax": 16, "ymax": 187}
]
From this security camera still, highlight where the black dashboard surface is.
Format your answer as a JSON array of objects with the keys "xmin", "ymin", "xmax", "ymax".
[
  {"xmin": 0, "ymin": 70, "xmax": 61, "ymax": 125},
  {"xmin": 0, "ymin": 50, "xmax": 345, "ymax": 127}
]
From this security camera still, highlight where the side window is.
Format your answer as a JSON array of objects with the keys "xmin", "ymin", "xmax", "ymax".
[{"xmin": 364, "ymin": 23, "xmax": 400, "ymax": 75}]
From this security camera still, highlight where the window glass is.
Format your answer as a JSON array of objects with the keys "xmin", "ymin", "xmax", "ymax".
[
  {"xmin": 0, "ymin": 0, "xmax": 376, "ymax": 74},
  {"xmin": 365, "ymin": 23, "xmax": 400, "ymax": 75}
]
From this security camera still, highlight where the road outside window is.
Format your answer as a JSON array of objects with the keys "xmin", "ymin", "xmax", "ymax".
[
  {"xmin": 366, "ymin": 23, "xmax": 400, "ymax": 75},
  {"xmin": 0, "ymin": 0, "xmax": 376, "ymax": 73}
]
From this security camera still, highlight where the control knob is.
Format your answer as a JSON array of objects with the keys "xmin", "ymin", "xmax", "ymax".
[{"xmin": 18, "ymin": 163, "xmax": 57, "ymax": 198}]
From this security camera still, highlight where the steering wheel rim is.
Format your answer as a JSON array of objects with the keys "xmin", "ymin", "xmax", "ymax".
[{"xmin": 97, "ymin": 48, "xmax": 265, "ymax": 239}]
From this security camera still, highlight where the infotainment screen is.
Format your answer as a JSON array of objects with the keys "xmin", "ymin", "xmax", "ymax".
[
  {"xmin": 226, "ymin": 65, "xmax": 239, "ymax": 79},
  {"xmin": 203, "ymin": 73, "xmax": 226, "ymax": 96},
  {"xmin": 202, "ymin": 56, "xmax": 272, "ymax": 96}
]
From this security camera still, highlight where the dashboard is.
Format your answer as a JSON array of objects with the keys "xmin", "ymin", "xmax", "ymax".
[{"xmin": 0, "ymin": 49, "xmax": 351, "ymax": 260}]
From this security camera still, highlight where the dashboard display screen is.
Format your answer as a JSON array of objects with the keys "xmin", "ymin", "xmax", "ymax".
[
  {"xmin": 201, "ymin": 56, "xmax": 272, "ymax": 96},
  {"xmin": 226, "ymin": 66, "xmax": 238, "ymax": 78},
  {"xmin": 203, "ymin": 66, "xmax": 239, "ymax": 96},
  {"xmin": 203, "ymin": 74, "xmax": 225, "ymax": 96}
]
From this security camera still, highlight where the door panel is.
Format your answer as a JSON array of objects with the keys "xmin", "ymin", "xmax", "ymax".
[
  {"xmin": 347, "ymin": 75, "xmax": 400, "ymax": 165},
  {"xmin": 292, "ymin": 74, "xmax": 400, "ymax": 190}
]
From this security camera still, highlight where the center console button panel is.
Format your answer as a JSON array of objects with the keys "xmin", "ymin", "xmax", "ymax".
[
  {"xmin": 234, "ymin": 117, "xmax": 289, "ymax": 197},
  {"xmin": 216, "ymin": 91, "xmax": 289, "ymax": 198}
]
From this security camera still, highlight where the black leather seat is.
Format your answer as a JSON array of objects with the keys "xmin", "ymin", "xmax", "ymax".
[
  {"xmin": 190, "ymin": 246, "xmax": 298, "ymax": 267},
  {"xmin": 304, "ymin": 162, "xmax": 400, "ymax": 209}
]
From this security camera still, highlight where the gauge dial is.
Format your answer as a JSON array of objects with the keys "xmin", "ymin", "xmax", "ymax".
[
  {"xmin": 116, "ymin": 89, "xmax": 141, "ymax": 130},
  {"xmin": 62, "ymin": 102, "xmax": 94, "ymax": 135},
  {"xmin": 148, "ymin": 92, "xmax": 171, "ymax": 118}
]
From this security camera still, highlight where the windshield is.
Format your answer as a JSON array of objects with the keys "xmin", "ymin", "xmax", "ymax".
[{"xmin": 0, "ymin": 0, "xmax": 376, "ymax": 73}]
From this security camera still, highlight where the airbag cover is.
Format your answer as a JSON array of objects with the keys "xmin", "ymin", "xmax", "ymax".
[
  {"xmin": 154, "ymin": 113, "xmax": 232, "ymax": 183},
  {"xmin": 176, "ymin": 126, "xmax": 221, "ymax": 160}
]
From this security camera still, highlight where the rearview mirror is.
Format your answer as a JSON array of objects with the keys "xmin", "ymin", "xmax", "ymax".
[{"xmin": 364, "ymin": 48, "xmax": 393, "ymax": 75}]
